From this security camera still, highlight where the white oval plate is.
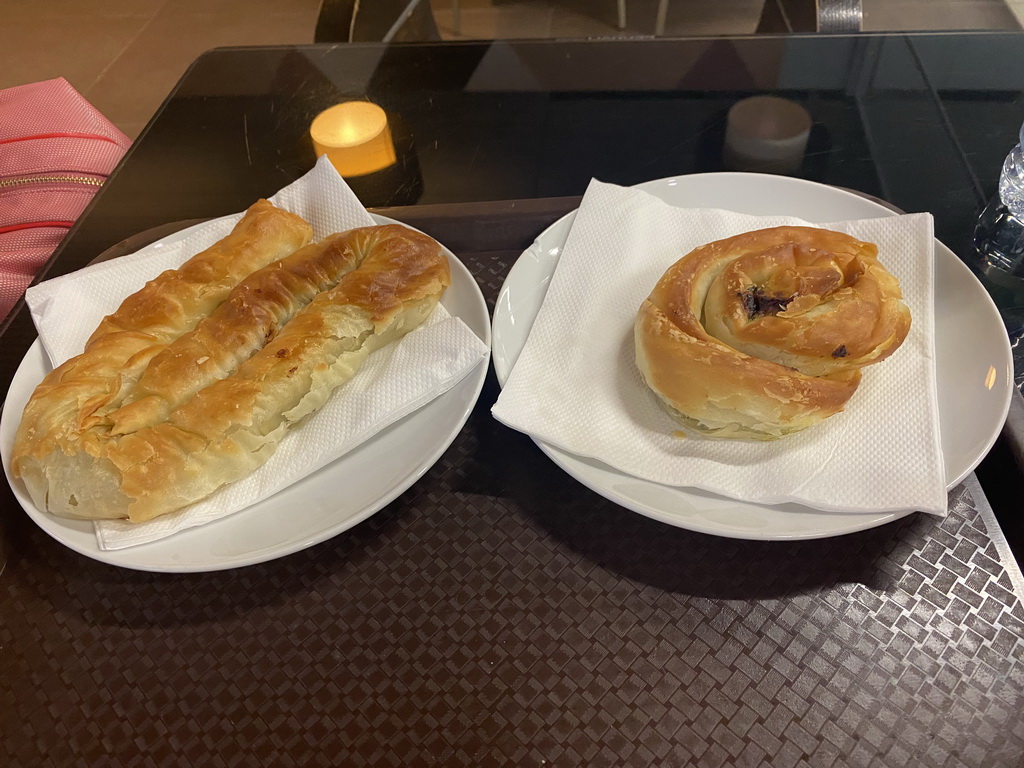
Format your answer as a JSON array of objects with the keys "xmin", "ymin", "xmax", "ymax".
[
  {"xmin": 492, "ymin": 173, "xmax": 1013, "ymax": 540},
  {"xmin": 1, "ymin": 214, "xmax": 491, "ymax": 572}
]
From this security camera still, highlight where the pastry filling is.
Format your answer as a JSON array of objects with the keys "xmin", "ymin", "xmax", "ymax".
[{"xmin": 738, "ymin": 286, "xmax": 795, "ymax": 320}]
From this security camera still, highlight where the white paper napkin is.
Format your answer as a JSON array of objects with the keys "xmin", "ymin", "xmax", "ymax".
[
  {"xmin": 24, "ymin": 156, "xmax": 490, "ymax": 548},
  {"xmin": 492, "ymin": 179, "xmax": 946, "ymax": 516}
]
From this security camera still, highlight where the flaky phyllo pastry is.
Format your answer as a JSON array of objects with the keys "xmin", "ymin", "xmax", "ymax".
[
  {"xmin": 12, "ymin": 200, "xmax": 450, "ymax": 522},
  {"xmin": 635, "ymin": 226, "xmax": 911, "ymax": 440}
]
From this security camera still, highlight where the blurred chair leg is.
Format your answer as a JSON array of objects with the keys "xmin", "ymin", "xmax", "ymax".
[
  {"xmin": 756, "ymin": 0, "xmax": 861, "ymax": 33},
  {"xmin": 756, "ymin": 0, "xmax": 785, "ymax": 32},
  {"xmin": 315, "ymin": 0, "xmax": 357, "ymax": 42},
  {"xmin": 617, "ymin": 0, "xmax": 626, "ymax": 30},
  {"xmin": 655, "ymin": 0, "xmax": 668, "ymax": 35},
  {"xmin": 453, "ymin": 0, "xmax": 461, "ymax": 36},
  {"xmin": 756, "ymin": 0, "xmax": 814, "ymax": 32},
  {"xmin": 317, "ymin": 0, "xmax": 442, "ymax": 42},
  {"xmin": 383, "ymin": 0, "xmax": 424, "ymax": 41}
]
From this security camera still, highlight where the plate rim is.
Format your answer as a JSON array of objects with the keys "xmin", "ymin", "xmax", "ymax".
[
  {"xmin": 1, "ymin": 213, "xmax": 492, "ymax": 572},
  {"xmin": 491, "ymin": 172, "xmax": 1013, "ymax": 540}
]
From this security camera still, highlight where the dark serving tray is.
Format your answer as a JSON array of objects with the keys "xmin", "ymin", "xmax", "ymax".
[{"xmin": 1, "ymin": 198, "xmax": 1023, "ymax": 767}]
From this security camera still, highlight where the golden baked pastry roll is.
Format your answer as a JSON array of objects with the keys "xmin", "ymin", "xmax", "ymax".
[
  {"xmin": 13, "ymin": 218, "xmax": 450, "ymax": 523},
  {"xmin": 635, "ymin": 226, "xmax": 911, "ymax": 440},
  {"xmin": 13, "ymin": 199, "xmax": 312, "ymax": 486}
]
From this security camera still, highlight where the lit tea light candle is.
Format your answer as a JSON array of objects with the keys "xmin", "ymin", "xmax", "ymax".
[{"xmin": 310, "ymin": 101, "xmax": 398, "ymax": 177}]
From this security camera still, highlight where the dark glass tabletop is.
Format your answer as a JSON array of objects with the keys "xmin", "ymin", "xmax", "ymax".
[
  {"xmin": 3, "ymin": 34, "xmax": 1024, "ymax": 767},
  {"xmin": 35, "ymin": 34, "xmax": 1023, "ymax": 275}
]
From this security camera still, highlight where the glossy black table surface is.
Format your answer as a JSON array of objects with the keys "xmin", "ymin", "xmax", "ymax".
[
  {"xmin": 27, "ymin": 34, "xmax": 1024, "ymax": 274},
  {"xmin": 3, "ymin": 34, "xmax": 1024, "ymax": 767}
]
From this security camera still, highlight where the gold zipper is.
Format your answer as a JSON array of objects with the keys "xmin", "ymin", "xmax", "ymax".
[{"xmin": 0, "ymin": 174, "xmax": 104, "ymax": 189}]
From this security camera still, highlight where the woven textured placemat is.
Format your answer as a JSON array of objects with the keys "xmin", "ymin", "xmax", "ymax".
[{"xmin": 2, "ymin": 237, "xmax": 1023, "ymax": 768}]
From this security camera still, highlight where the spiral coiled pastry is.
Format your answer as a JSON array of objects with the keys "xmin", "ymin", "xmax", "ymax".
[
  {"xmin": 12, "ymin": 201, "xmax": 450, "ymax": 522},
  {"xmin": 634, "ymin": 226, "xmax": 911, "ymax": 440}
]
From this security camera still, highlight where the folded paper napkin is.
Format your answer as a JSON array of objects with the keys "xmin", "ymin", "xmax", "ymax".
[
  {"xmin": 491, "ymin": 179, "xmax": 946, "ymax": 516},
  {"xmin": 24, "ymin": 156, "xmax": 490, "ymax": 548}
]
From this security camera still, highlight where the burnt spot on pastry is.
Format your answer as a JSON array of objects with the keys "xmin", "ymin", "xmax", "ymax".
[
  {"xmin": 288, "ymin": 366, "xmax": 298, "ymax": 375},
  {"xmin": 275, "ymin": 348, "xmax": 289, "ymax": 358},
  {"xmin": 738, "ymin": 286, "xmax": 795, "ymax": 320},
  {"xmin": 832, "ymin": 345, "xmax": 848, "ymax": 358}
]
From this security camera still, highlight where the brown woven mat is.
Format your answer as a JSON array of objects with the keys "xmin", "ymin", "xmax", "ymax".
[{"xmin": 1, "ymin": 199, "xmax": 1023, "ymax": 766}]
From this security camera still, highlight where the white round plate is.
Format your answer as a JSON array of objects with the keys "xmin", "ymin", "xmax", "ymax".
[
  {"xmin": 492, "ymin": 173, "xmax": 1013, "ymax": 540},
  {"xmin": 1, "ymin": 214, "xmax": 491, "ymax": 571}
]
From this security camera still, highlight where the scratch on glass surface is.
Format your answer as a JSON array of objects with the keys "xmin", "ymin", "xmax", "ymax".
[
  {"xmin": 394, "ymin": 180, "xmax": 416, "ymax": 200},
  {"xmin": 243, "ymin": 113, "xmax": 252, "ymax": 166}
]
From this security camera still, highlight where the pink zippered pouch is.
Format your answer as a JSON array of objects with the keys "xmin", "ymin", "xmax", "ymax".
[{"xmin": 0, "ymin": 78, "xmax": 131, "ymax": 323}]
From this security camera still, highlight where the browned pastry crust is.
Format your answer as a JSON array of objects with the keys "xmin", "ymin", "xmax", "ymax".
[
  {"xmin": 12, "ymin": 203, "xmax": 450, "ymax": 522},
  {"xmin": 634, "ymin": 226, "xmax": 911, "ymax": 440}
]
